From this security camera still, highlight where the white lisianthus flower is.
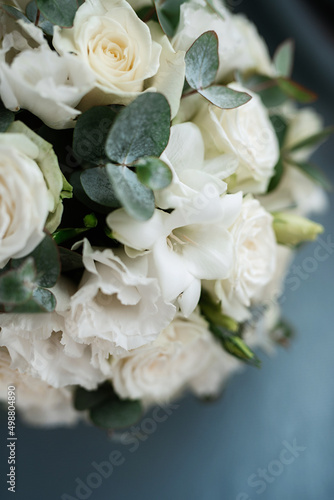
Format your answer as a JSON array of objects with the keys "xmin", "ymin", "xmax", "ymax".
[
  {"xmin": 156, "ymin": 122, "xmax": 237, "ymax": 209},
  {"xmin": 0, "ymin": 46, "xmax": 95, "ymax": 129},
  {"xmin": 204, "ymin": 197, "xmax": 277, "ymax": 322},
  {"xmin": 173, "ymin": 0, "xmax": 273, "ymax": 82},
  {"xmin": 107, "ymin": 192, "xmax": 242, "ymax": 316},
  {"xmin": 194, "ymin": 83, "xmax": 279, "ymax": 194},
  {"xmin": 111, "ymin": 311, "xmax": 235, "ymax": 402},
  {"xmin": 0, "ymin": 130, "xmax": 49, "ymax": 267},
  {"xmin": 53, "ymin": 0, "xmax": 185, "ymax": 117},
  {"xmin": 0, "ymin": 279, "xmax": 105, "ymax": 389},
  {"xmin": 0, "ymin": 347, "xmax": 79, "ymax": 426},
  {"xmin": 64, "ymin": 239, "xmax": 176, "ymax": 372}
]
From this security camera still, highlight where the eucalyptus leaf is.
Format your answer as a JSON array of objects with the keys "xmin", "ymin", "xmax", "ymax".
[
  {"xmin": 273, "ymin": 39, "xmax": 294, "ymax": 77},
  {"xmin": 270, "ymin": 115, "xmax": 288, "ymax": 148},
  {"xmin": 106, "ymin": 163, "xmax": 155, "ymax": 221},
  {"xmin": 26, "ymin": 1, "xmax": 54, "ymax": 35},
  {"xmin": 105, "ymin": 93, "xmax": 170, "ymax": 165},
  {"xmin": 58, "ymin": 247, "xmax": 83, "ymax": 273},
  {"xmin": 245, "ymin": 74, "xmax": 287, "ymax": 108},
  {"xmin": 74, "ymin": 384, "xmax": 114, "ymax": 411},
  {"xmin": 80, "ymin": 167, "xmax": 121, "ymax": 208},
  {"xmin": 185, "ymin": 31, "xmax": 219, "ymax": 90},
  {"xmin": 287, "ymin": 159, "xmax": 331, "ymax": 190},
  {"xmin": 71, "ymin": 171, "xmax": 112, "ymax": 214},
  {"xmin": 0, "ymin": 4, "xmax": 29, "ymax": 21},
  {"xmin": 154, "ymin": 0, "xmax": 185, "ymax": 37},
  {"xmin": 36, "ymin": 0, "xmax": 78, "ymax": 27},
  {"xmin": 277, "ymin": 77, "xmax": 317, "ymax": 103},
  {"xmin": 135, "ymin": 157, "xmax": 172, "ymax": 190},
  {"xmin": 90, "ymin": 398, "xmax": 143, "ymax": 429},
  {"xmin": 11, "ymin": 234, "xmax": 60, "ymax": 288},
  {"xmin": 0, "ymin": 259, "xmax": 36, "ymax": 305},
  {"xmin": 7, "ymin": 287, "xmax": 57, "ymax": 313},
  {"xmin": 0, "ymin": 107, "xmax": 14, "ymax": 133},
  {"xmin": 284, "ymin": 126, "xmax": 334, "ymax": 153},
  {"xmin": 199, "ymin": 85, "xmax": 251, "ymax": 109},
  {"xmin": 73, "ymin": 106, "xmax": 117, "ymax": 165}
]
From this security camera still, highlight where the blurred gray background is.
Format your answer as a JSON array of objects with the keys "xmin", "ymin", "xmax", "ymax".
[{"xmin": 1, "ymin": 0, "xmax": 334, "ymax": 499}]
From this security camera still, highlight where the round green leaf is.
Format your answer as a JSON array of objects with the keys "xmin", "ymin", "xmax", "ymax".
[
  {"xmin": 199, "ymin": 85, "xmax": 251, "ymax": 109},
  {"xmin": 135, "ymin": 157, "xmax": 172, "ymax": 190},
  {"xmin": 36, "ymin": 0, "xmax": 78, "ymax": 27},
  {"xmin": 106, "ymin": 163, "xmax": 155, "ymax": 221},
  {"xmin": 26, "ymin": 1, "xmax": 54, "ymax": 35},
  {"xmin": 80, "ymin": 167, "xmax": 121, "ymax": 208},
  {"xmin": 74, "ymin": 384, "xmax": 114, "ymax": 411},
  {"xmin": 105, "ymin": 93, "xmax": 171, "ymax": 165},
  {"xmin": 0, "ymin": 259, "xmax": 36, "ymax": 305},
  {"xmin": 90, "ymin": 398, "xmax": 143, "ymax": 429},
  {"xmin": 185, "ymin": 31, "xmax": 219, "ymax": 90},
  {"xmin": 73, "ymin": 106, "xmax": 117, "ymax": 165}
]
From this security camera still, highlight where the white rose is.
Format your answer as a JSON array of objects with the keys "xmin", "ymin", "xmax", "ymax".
[
  {"xmin": 107, "ymin": 192, "xmax": 242, "ymax": 316},
  {"xmin": 64, "ymin": 239, "xmax": 176, "ymax": 372},
  {"xmin": 194, "ymin": 83, "xmax": 279, "ymax": 194},
  {"xmin": 0, "ymin": 279, "xmax": 105, "ymax": 389},
  {"xmin": 205, "ymin": 197, "xmax": 277, "ymax": 322},
  {"xmin": 173, "ymin": 0, "xmax": 273, "ymax": 82},
  {"xmin": 0, "ymin": 347, "xmax": 79, "ymax": 426},
  {"xmin": 111, "ymin": 311, "xmax": 228, "ymax": 402},
  {"xmin": 156, "ymin": 122, "xmax": 236, "ymax": 209},
  {"xmin": 53, "ymin": 0, "xmax": 185, "ymax": 117},
  {"xmin": 0, "ymin": 130, "xmax": 49, "ymax": 267}
]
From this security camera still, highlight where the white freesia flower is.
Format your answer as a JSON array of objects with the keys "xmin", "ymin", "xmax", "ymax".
[
  {"xmin": 0, "ymin": 347, "xmax": 79, "ymax": 426},
  {"xmin": 0, "ymin": 279, "xmax": 104, "ymax": 389},
  {"xmin": 0, "ymin": 131, "xmax": 49, "ymax": 267},
  {"xmin": 173, "ymin": 0, "xmax": 273, "ymax": 82},
  {"xmin": 111, "ymin": 310, "xmax": 236, "ymax": 402},
  {"xmin": 53, "ymin": 0, "xmax": 185, "ymax": 117},
  {"xmin": 0, "ymin": 44, "xmax": 95, "ymax": 129},
  {"xmin": 194, "ymin": 83, "xmax": 279, "ymax": 194},
  {"xmin": 64, "ymin": 240, "xmax": 176, "ymax": 371},
  {"xmin": 156, "ymin": 122, "xmax": 237, "ymax": 209},
  {"xmin": 107, "ymin": 192, "xmax": 242, "ymax": 316},
  {"xmin": 204, "ymin": 197, "xmax": 277, "ymax": 321}
]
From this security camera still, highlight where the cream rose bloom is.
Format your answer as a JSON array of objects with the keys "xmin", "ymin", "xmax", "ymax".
[
  {"xmin": 63, "ymin": 240, "xmax": 176, "ymax": 372},
  {"xmin": 173, "ymin": 0, "xmax": 273, "ymax": 82},
  {"xmin": 0, "ymin": 347, "xmax": 79, "ymax": 426},
  {"xmin": 111, "ymin": 311, "xmax": 235, "ymax": 402},
  {"xmin": 204, "ymin": 197, "xmax": 277, "ymax": 322},
  {"xmin": 53, "ymin": 0, "xmax": 185, "ymax": 117},
  {"xmin": 0, "ymin": 129, "xmax": 49, "ymax": 267},
  {"xmin": 194, "ymin": 83, "xmax": 279, "ymax": 194},
  {"xmin": 0, "ymin": 279, "xmax": 105, "ymax": 389}
]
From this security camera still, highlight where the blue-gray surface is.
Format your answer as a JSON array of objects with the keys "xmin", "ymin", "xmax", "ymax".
[{"xmin": 1, "ymin": 1, "xmax": 334, "ymax": 499}]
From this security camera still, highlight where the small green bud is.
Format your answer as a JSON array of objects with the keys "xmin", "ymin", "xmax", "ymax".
[{"xmin": 273, "ymin": 212, "xmax": 324, "ymax": 246}]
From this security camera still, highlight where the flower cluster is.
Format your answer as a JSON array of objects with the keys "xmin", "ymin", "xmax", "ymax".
[{"xmin": 0, "ymin": 0, "xmax": 329, "ymax": 428}]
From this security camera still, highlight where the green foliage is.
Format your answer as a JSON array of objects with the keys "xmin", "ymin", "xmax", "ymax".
[
  {"xmin": 273, "ymin": 39, "xmax": 294, "ymax": 77},
  {"xmin": 26, "ymin": 1, "xmax": 54, "ymax": 35},
  {"xmin": 0, "ymin": 4, "xmax": 29, "ymax": 21},
  {"xmin": 184, "ymin": 31, "xmax": 251, "ymax": 109},
  {"xmin": 36, "ymin": 0, "xmax": 78, "ymax": 27},
  {"xmin": 106, "ymin": 164, "xmax": 155, "ymax": 221},
  {"xmin": 80, "ymin": 167, "xmax": 121, "ymax": 208},
  {"xmin": 267, "ymin": 157, "xmax": 284, "ymax": 193},
  {"xmin": 154, "ymin": 0, "xmax": 185, "ymax": 37},
  {"xmin": 74, "ymin": 384, "xmax": 114, "ymax": 411},
  {"xmin": 287, "ymin": 159, "xmax": 331, "ymax": 190},
  {"xmin": 185, "ymin": 31, "xmax": 219, "ymax": 90},
  {"xmin": 105, "ymin": 93, "xmax": 170, "ymax": 165},
  {"xmin": 199, "ymin": 85, "xmax": 251, "ymax": 109},
  {"xmin": 73, "ymin": 106, "xmax": 117, "ymax": 165},
  {"xmin": 90, "ymin": 398, "xmax": 143, "ymax": 429},
  {"xmin": 135, "ymin": 157, "xmax": 173, "ymax": 190},
  {"xmin": 0, "ymin": 106, "xmax": 14, "ymax": 133},
  {"xmin": 284, "ymin": 126, "xmax": 334, "ymax": 153},
  {"xmin": 0, "ymin": 235, "xmax": 60, "ymax": 313}
]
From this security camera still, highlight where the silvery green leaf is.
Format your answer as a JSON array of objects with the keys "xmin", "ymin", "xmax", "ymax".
[
  {"xmin": 185, "ymin": 31, "xmax": 219, "ymax": 90},
  {"xmin": 199, "ymin": 85, "xmax": 251, "ymax": 109}
]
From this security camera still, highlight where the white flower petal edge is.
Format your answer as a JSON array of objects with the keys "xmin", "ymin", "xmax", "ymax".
[
  {"xmin": 64, "ymin": 240, "xmax": 176, "ymax": 372},
  {"xmin": 107, "ymin": 192, "xmax": 242, "ymax": 314}
]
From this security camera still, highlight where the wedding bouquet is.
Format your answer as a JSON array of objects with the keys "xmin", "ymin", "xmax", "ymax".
[{"xmin": 0, "ymin": 0, "xmax": 331, "ymax": 429}]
